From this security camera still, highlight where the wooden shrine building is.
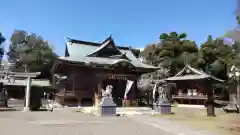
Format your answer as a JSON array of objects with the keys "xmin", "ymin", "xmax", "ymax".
[
  {"xmin": 51, "ymin": 36, "xmax": 158, "ymax": 107},
  {"xmin": 165, "ymin": 65, "xmax": 225, "ymax": 105}
]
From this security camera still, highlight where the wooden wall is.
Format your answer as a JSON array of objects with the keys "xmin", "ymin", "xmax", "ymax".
[{"xmin": 55, "ymin": 64, "xmax": 140, "ymax": 106}]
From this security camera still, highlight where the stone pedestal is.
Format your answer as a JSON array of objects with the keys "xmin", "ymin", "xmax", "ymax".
[
  {"xmin": 154, "ymin": 100, "xmax": 172, "ymax": 115},
  {"xmin": 99, "ymin": 97, "xmax": 117, "ymax": 116},
  {"xmin": 153, "ymin": 103, "xmax": 157, "ymax": 110},
  {"xmin": 23, "ymin": 107, "xmax": 30, "ymax": 112}
]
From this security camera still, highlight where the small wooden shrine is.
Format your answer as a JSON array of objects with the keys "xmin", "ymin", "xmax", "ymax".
[
  {"xmin": 165, "ymin": 65, "xmax": 224, "ymax": 105},
  {"xmin": 51, "ymin": 36, "xmax": 158, "ymax": 107}
]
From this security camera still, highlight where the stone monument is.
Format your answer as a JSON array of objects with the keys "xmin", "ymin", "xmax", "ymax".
[
  {"xmin": 99, "ymin": 85, "xmax": 117, "ymax": 116},
  {"xmin": 154, "ymin": 83, "xmax": 172, "ymax": 114}
]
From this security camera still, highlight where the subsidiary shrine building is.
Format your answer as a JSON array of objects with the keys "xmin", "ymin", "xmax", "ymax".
[{"xmin": 51, "ymin": 36, "xmax": 158, "ymax": 107}]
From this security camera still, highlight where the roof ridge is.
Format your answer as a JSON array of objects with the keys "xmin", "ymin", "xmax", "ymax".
[
  {"xmin": 174, "ymin": 64, "xmax": 225, "ymax": 82},
  {"xmin": 86, "ymin": 38, "xmax": 123, "ymax": 57},
  {"xmin": 102, "ymin": 35, "xmax": 113, "ymax": 44},
  {"xmin": 186, "ymin": 65, "xmax": 205, "ymax": 75},
  {"xmin": 66, "ymin": 37, "xmax": 137, "ymax": 51}
]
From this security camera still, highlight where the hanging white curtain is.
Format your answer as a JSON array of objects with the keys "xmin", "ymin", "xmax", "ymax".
[
  {"xmin": 152, "ymin": 83, "xmax": 157, "ymax": 100},
  {"xmin": 124, "ymin": 80, "xmax": 134, "ymax": 99}
]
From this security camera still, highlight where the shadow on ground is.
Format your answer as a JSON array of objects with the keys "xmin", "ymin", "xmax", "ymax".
[{"xmin": 0, "ymin": 107, "xmax": 17, "ymax": 112}]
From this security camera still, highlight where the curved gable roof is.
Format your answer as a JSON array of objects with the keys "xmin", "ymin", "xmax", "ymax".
[
  {"xmin": 60, "ymin": 37, "xmax": 158, "ymax": 69},
  {"xmin": 166, "ymin": 65, "xmax": 224, "ymax": 82},
  {"xmin": 86, "ymin": 36, "xmax": 123, "ymax": 57}
]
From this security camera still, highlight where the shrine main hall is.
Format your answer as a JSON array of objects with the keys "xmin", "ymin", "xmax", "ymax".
[{"xmin": 51, "ymin": 36, "xmax": 158, "ymax": 107}]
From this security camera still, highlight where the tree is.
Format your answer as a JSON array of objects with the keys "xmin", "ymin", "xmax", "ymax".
[
  {"xmin": 160, "ymin": 32, "xmax": 198, "ymax": 75},
  {"xmin": 141, "ymin": 32, "xmax": 199, "ymax": 76},
  {"xmin": 198, "ymin": 36, "xmax": 238, "ymax": 116},
  {"xmin": 199, "ymin": 36, "xmax": 235, "ymax": 80},
  {"xmin": 7, "ymin": 30, "xmax": 56, "ymax": 79},
  {"xmin": 0, "ymin": 32, "xmax": 5, "ymax": 67},
  {"xmin": 137, "ymin": 68, "xmax": 170, "ymax": 93},
  {"xmin": 140, "ymin": 43, "xmax": 159, "ymax": 65},
  {"xmin": 138, "ymin": 32, "xmax": 199, "ymax": 107}
]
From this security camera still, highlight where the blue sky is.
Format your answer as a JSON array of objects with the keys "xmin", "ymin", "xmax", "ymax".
[{"xmin": 0, "ymin": 0, "xmax": 237, "ymax": 57}]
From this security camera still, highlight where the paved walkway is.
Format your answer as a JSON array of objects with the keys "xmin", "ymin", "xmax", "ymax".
[
  {"xmin": 0, "ymin": 103, "xmax": 218, "ymax": 135},
  {"xmin": 77, "ymin": 106, "xmax": 153, "ymax": 115},
  {"xmin": 0, "ymin": 111, "xmax": 174, "ymax": 135},
  {"xmin": 54, "ymin": 106, "xmax": 217, "ymax": 135},
  {"xmin": 130, "ymin": 115, "xmax": 217, "ymax": 135}
]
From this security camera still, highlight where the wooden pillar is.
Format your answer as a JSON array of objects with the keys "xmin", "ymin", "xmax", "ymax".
[
  {"xmin": 23, "ymin": 77, "xmax": 32, "ymax": 112},
  {"xmin": 72, "ymin": 77, "xmax": 75, "ymax": 93},
  {"xmin": 94, "ymin": 81, "xmax": 102, "ymax": 106},
  {"xmin": 131, "ymin": 80, "xmax": 137, "ymax": 106},
  {"xmin": 93, "ymin": 73, "xmax": 104, "ymax": 107}
]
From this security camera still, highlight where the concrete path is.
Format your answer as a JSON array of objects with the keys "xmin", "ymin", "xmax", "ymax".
[
  {"xmin": 0, "ymin": 103, "xmax": 217, "ymax": 135},
  {"xmin": 77, "ymin": 106, "xmax": 153, "ymax": 115},
  {"xmin": 54, "ymin": 107, "xmax": 217, "ymax": 135},
  {"xmin": 0, "ymin": 111, "xmax": 174, "ymax": 135},
  {"xmin": 116, "ymin": 107, "xmax": 153, "ymax": 115}
]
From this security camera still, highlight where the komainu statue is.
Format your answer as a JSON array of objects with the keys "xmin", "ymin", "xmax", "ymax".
[
  {"xmin": 153, "ymin": 81, "xmax": 176, "ymax": 104},
  {"xmin": 99, "ymin": 85, "xmax": 116, "ymax": 116},
  {"xmin": 153, "ymin": 81, "xmax": 176, "ymax": 114},
  {"xmin": 101, "ymin": 85, "xmax": 113, "ymax": 98}
]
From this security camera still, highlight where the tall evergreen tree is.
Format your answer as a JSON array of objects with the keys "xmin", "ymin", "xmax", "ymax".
[
  {"xmin": 7, "ymin": 30, "xmax": 57, "ymax": 79},
  {"xmin": 141, "ymin": 31, "xmax": 198, "ymax": 76}
]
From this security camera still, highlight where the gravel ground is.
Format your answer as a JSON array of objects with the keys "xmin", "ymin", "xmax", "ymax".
[
  {"xmin": 130, "ymin": 115, "xmax": 217, "ymax": 135},
  {"xmin": 0, "ymin": 111, "xmax": 174, "ymax": 135},
  {"xmin": 1, "ymin": 100, "xmax": 216, "ymax": 135}
]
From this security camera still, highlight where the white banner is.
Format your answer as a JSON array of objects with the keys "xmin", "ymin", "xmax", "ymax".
[
  {"xmin": 152, "ymin": 83, "xmax": 157, "ymax": 100},
  {"xmin": 124, "ymin": 80, "xmax": 134, "ymax": 99}
]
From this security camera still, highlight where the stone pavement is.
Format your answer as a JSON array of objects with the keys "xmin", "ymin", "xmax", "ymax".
[
  {"xmin": 77, "ymin": 106, "xmax": 153, "ymax": 116},
  {"xmin": 130, "ymin": 115, "xmax": 217, "ymax": 135},
  {"xmin": 53, "ymin": 106, "xmax": 217, "ymax": 135},
  {"xmin": 0, "ymin": 111, "xmax": 174, "ymax": 135},
  {"xmin": 0, "ymin": 102, "xmax": 218, "ymax": 135}
]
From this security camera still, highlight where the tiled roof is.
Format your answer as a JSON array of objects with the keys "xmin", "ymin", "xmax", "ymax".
[
  {"xmin": 86, "ymin": 37, "xmax": 122, "ymax": 57},
  {"xmin": 0, "ymin": 79, "xmax": 50, "ymax": 87},
  {"xmin": 58, "ymin": 38, "xmax": 158, "ymax": 69},
  {"xmin": 166, "ymin": 65, "xmax": 224, "ymax": 82}
]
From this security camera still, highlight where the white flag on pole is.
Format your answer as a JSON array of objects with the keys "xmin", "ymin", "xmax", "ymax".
[
  {"xmin": 124, "ymin": 80, "xmax": 134, "ymax": 99},
  {"xmin": 152, "ymin": 83, "xmax": 157, "ymax": 100}
]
